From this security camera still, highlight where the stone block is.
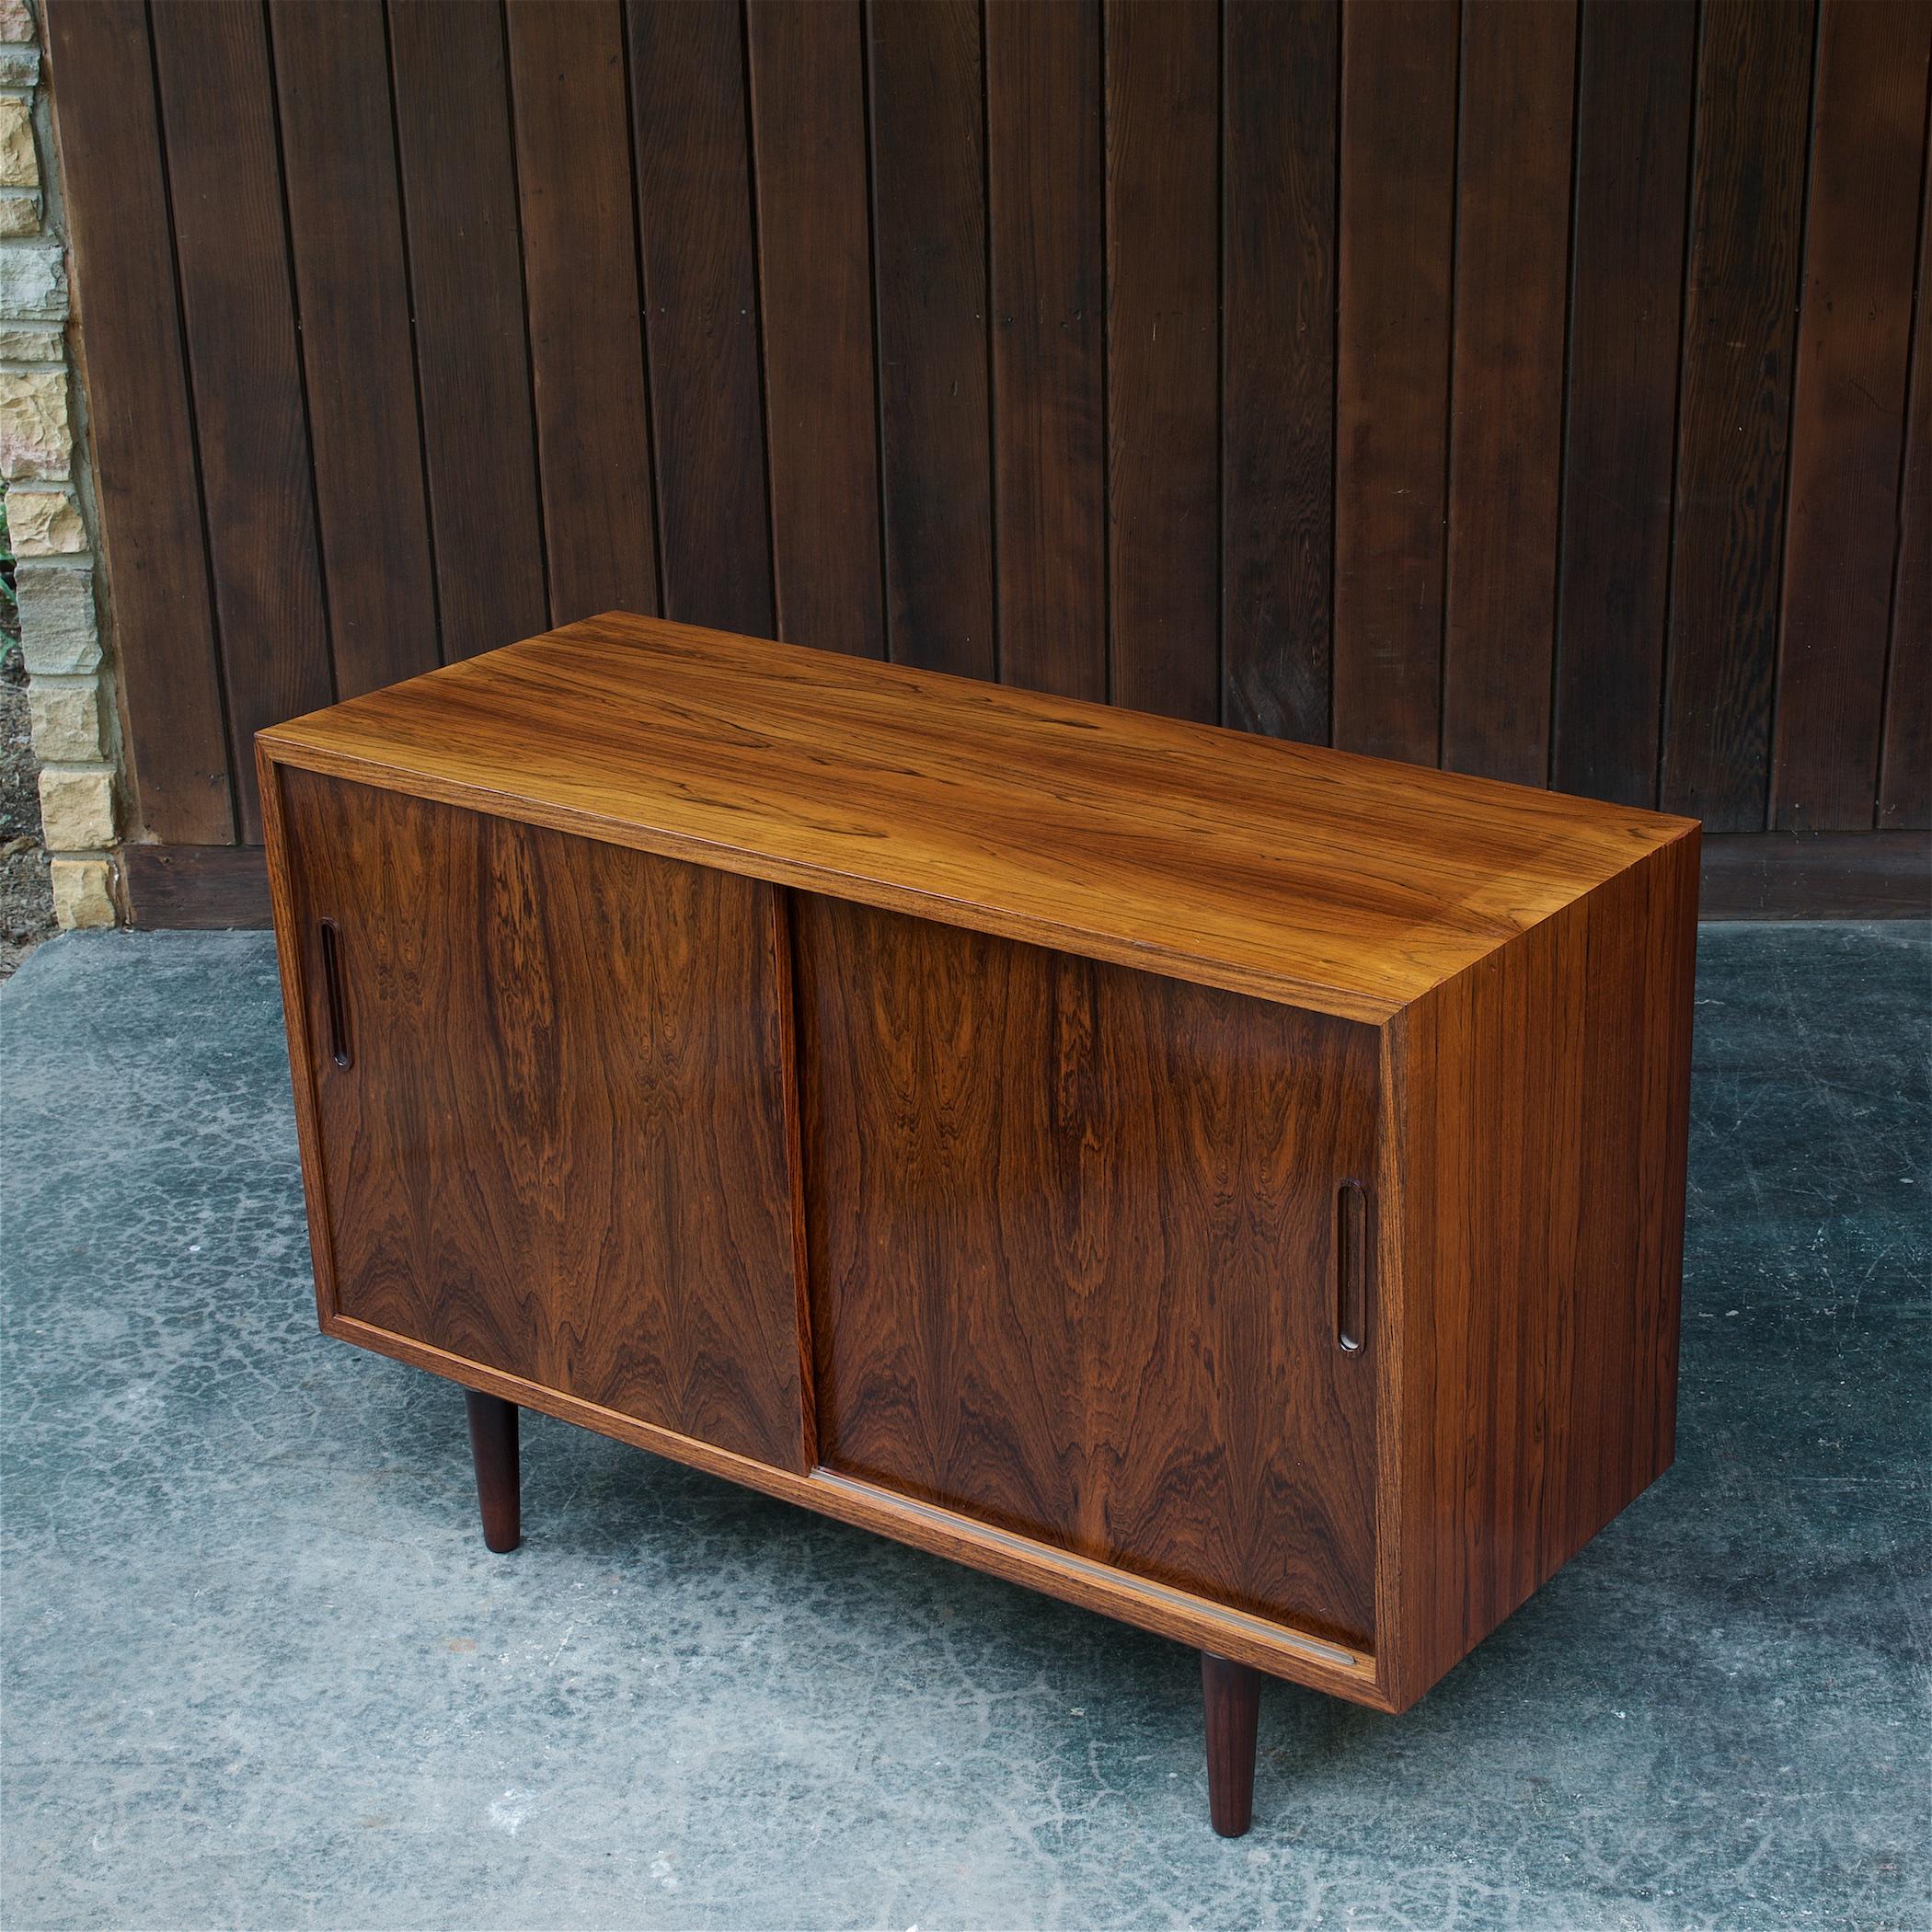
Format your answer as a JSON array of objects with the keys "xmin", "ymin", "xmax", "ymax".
[
  {"xmin": 0, "ymin": 95, "xmax": 32, "ymax": 189},
  {"xmin": 0, "ymin": 237, "xmax": 64, "ymax": 316},
  {"xmin": 0, "ymin": 189, "xmax": 36, "ymax": 236},
  {"xmin": 0, "ymin": 2, "xmax": 33, "ymax": 46},
  {"xmin": 8, "ymin": 483, "xmax": 81, "ymax": 552},
  {"xmin": 16, "ymin": 561, "xmax": 97, "ymax": 673},
  {"xmin": 0, "ymin": 48, "xmax": 38, "ymax": 86},
  {"xmin": 28, "ymin": 675, "xmax": 99, "ymax": 760},
  {"xmin": 0, "ymin": 362, "xmax": 64, "ymax": 476},
  {"xmin": 51, "ymin": 857, "xmax": 116, "ymax": 930},
  {"xmin": 0, "ymin": 322, "xmax": 57, "ymax": 360},
  {"xmin": 38, "ymin": 765, "xmax": 114, "ymax": 850}
]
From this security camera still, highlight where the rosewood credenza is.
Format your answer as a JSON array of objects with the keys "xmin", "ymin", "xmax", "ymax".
[{"xmin": 258, "ymin": 614, "xmax": 1698, "ymax": 1837}]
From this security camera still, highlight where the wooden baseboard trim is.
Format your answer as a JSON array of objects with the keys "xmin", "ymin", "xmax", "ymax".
[
  {"xmin": 117, "ymin": 831, "xmax": 1930, "ymax": 929},
  {"xmin": 122, "ymin": 843, "xmax": 272, "ymax": 929},
  {"xmin": 1699, "ymin": 831, "xmax": 1930, "ymax": 919}
]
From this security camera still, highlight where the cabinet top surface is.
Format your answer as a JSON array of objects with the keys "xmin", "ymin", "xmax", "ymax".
[{"xmin": 259, "ymin": 614, "xmax": 1696, "ymax": 1023}]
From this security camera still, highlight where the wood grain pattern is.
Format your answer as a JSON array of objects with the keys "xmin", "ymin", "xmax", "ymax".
[
  {"xmin": 1880, "ymin": 153, "xmax": 1932, "ymax": 832},
  {"xmin": 387, "ymin": 0, "xmax": 549, "ymax": 662},
  {"xmin": 259, "ymin": 615, "xmax": 1698, "ymax": 1723},
  {"xmin": 270, "ymin": 0, "xmax": 441, "ymax": 699},
  {"xmin": 41, "ymin": 0, "xmax": 235, "ymax": 845},
  {"xmin": 121, "ymin": 845, "xmax": 270, "ymax": 930},
  {"xmin": 1332, "ymin": 0, "xmax": 1458, "ymax": 766},
  {"xmin": 259, "ymin": 614, "xmax": 1696, "ymax": 1027},
  {"xmin": 1700, "ymin": 830, "xmax": 1932, "ymax": 915},
  {"xmin": 506, "ymin": 0, "xmax": 661, "ymax": 625},
  {"xmin": 1221, "ymin": 0, "xmax": 1336, "ymax": 745},
  {"xmin": 745, "ymin": 0, "xmax": 884, "ymax": 660},
  {"xmin": 1772, "ymin": 0, "xmax": 1932, "ymax": 829},
  {"xmin": 627, "ymin": 0, "xmax": 773, "ymax": 638},
  {"xmin": 149, "ymin": 0, "xmax": 334, "ymax": 840},
  {"xmin": 1441, "ymin": 0, "xmax": 1578, "ymax": 787},
  {"xmin": 1662, "ymin": 0, "xmax": 1816, "ymax": 830},
  {"xmin": 796, "ymin": 893, "xmax": 1379, "ymax": 1647},
  {"xmin": 1552, "ymin": 0, "xmax": 1696, "ymax": 809},
  {"xmin": 1379, "ymin": 825, "xmax": 1697, "ymax": 1708},
  {"xmin": 986, "ymin": 0, "xmax": 1106, "ymax": 699},
  {"xmin": 276, "ymin": 766, "xmax": 806, "ymax": 1471},
  {"xmin": 50, "ymin": 0, "xmax": 1931, "ymax": 866},
  {"xmin": 1104, "ymin": 0, "xmax": 1218, "ymax": 723},
  {"xmin": 865, "ymin": 0, "xmax": 993, "ymax": 680}
]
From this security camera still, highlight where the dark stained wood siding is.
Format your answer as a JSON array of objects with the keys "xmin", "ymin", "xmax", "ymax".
[
  {"xmin": 385, "ymin": 0, "xmax": 549, "ymax": 666},
  {"xmin": 1550, "ymin": 0, "xmax": 1696, "ymax": 810},
  {"xmin": 1770, "ymin": 0, "xmax": 1932, "ymax": 830},
  {"xmin": 1331, "ymin": 0, "xmax": 1458, "ymax": 766},
  {"xmin": 1221, "ymin": 0, "xmax": 1336, "ymax": 745},
  {"xmin": 147, "ymin": 0, "xmax": 336, "ymax": 842},
  {"xmin": 42, "ymin": 0, "xmax": 235, "ymax": 845},
  {"xmin": 627, "ymin": 0, "xmax": 774, "ymax": 638},
  {"xmin": 1659, "ymin": 0, "xmax": 1816, "ymax": 832},
  {"xmin": 1439, "ymin": 0, "xmax": 1577, "ymax": 788},
  {"xmin": 505, "ymin": 0, "xmax": 662, "ymax": 627},
  {"xmin": 745, "ymin": 0, "xmax": 886, "ymax": 661},
  {"xmin": 866, "ymin": 0, "xmax": 995, "ymax": 680},
  {"xmin": 270, "ymin": 0, "xmax": 441, "ymax": 706},
  {"xmin": 42, "ymin": 0, "xmax": 1932, "ymax": 868}
]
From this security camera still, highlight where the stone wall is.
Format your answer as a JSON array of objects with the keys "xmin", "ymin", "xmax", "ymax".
[{"xmin": 0, "ymin": 0, "xmax": 114, "ymax": 929}]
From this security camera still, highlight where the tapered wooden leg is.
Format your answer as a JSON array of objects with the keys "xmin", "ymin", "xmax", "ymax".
[
  {"xmin": 464, "ymin": 1390, "xmax": 521, "ymax": 1553},
  {"xmin": 1202, "ymin": 1651, "xmax": 1261, "ymax": 1837}
]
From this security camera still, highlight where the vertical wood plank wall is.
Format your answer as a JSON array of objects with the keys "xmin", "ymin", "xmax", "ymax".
[{"xmin": 43, "ymin": 0, "xmax": 1932, "ymax": 881}]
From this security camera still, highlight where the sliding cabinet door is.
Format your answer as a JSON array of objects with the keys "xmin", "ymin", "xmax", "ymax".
[
  {"xmin": 277, "ymin": 768, "xmax": 807, "ymax": 1473},
  {"xmin": 795, "ymin": 895, "xmax": 1381, "ymax": 1648}
]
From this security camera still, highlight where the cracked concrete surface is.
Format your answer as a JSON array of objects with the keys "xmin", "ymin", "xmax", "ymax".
[{"xmin": 1, "ymin": 925, "xmax": 1926, "ymax": 1930}]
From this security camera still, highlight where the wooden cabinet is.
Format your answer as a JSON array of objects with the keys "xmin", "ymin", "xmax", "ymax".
[{"xmin": 259, "ymin": 614, "xmax": 1698, "ymax": 1835}]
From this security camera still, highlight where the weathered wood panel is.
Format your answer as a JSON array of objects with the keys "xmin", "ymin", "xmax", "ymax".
[
  {"xmin": 43, "ymin": 0, "xmax": 235, "ymax": 843},
  {"xmin": 1440, "ymin": 0, "xmax": 1577, "ymax": 787},
  {"xmin": 745, "ymin": 0, "xmax": 884, "ymax": 660},
  {"xmin": 867, "ymin": 0, "xmax": 995, "ymax": 679},
  {"xmin": 1660, "ymin": 0, "xmax": 1816, "ymax": 831},
  {"xmin": 1551, "ymin": 0, "xmax": 1696, "ymax": 809},
  {"xmin": 148, "ymin": 0, "xmax": 334, "ymax": 840},
  {"xmin": 1771, "ymin": 0, "xmax": 1932, "ymax": 829},
  {"xmin": 41, "ymin": 0, "xmax": 1932, "ymax": 891},
  {"xmin": 1332, "ymin": 0, "xmax": 1458, "ymax": 765},
  {"xmin": 1881, "ymin": 146, "xmax": 1932, "ymax": 833},
  {"xmin": 506, "ymin": 0, "xmax": 661, "ymax": 626},
  {"xmin": 270, "ymin": 0, "xmax": 440, "ymax": 700},
  {"xmin": 986, "ymin": 0, "xmax": 1106, "ymax": 700},
  {"xmin": 627, "ymin": 0, "xmax": 774, "ymax": 638},
  {"xmin": 1222, "ymin": 0, "xmax": 1336, "ymax": 745},
  {"xmin": 386, "ymin": 0, "xmax": 549, "ymax": 663},
  {"xmin": 1104, "ymin": 0, "xmax": 1219, "ymax": 722}
]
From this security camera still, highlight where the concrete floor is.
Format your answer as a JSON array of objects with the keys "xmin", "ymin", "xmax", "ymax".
[{"xmin": 1, "ymin": 924, "xmax": 1926, "ymax": 1931}]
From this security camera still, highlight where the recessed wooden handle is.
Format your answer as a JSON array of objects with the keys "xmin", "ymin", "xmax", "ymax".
[
  {"xmin": 1337, "ymin": 1179, "xmax": 1366, "ymax": 1353},
  {"xmin": 318, "ymin": 917, "xmax": 352, "ymax": 1069}
]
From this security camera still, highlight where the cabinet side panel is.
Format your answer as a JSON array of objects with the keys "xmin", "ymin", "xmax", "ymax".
[
  {"xmin": 1386, "ymin": 830, "xmax": 1699, "ymax": 1708},
  {"xmin": 795, "ymin": 894, "xmax": 1381, "ymax": 1650},
  {"xmin": 280, "ymin": 770, "xmax": 807, "ymax": 1472},
  {"xmin": 258, "ymin": 747, "xmax": 338, "ymax": 1328}
]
